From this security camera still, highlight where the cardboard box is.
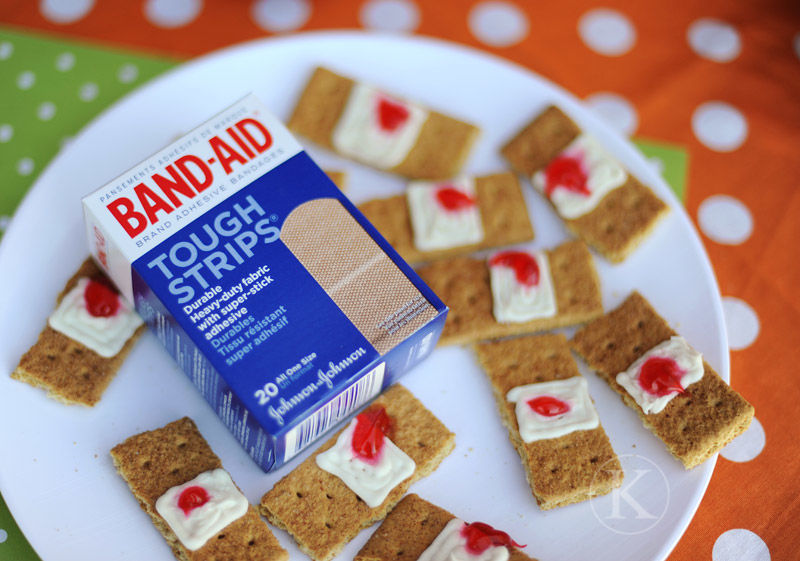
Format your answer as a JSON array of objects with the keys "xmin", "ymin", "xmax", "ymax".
[{"xmin": 83, "ymin": 95, "xmax": 447, "ymax": 471}]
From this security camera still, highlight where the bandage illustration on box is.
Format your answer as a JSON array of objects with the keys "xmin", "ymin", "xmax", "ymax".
[{"xmin": 281, "ymin": 198, "xmax": 437, "ymax": 354}]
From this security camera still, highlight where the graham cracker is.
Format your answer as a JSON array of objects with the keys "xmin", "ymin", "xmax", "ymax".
[
  {"xmin": 11, "ymin": 258, "xmax": 144, "ymax": 406},
  {"xmin": 110, "ymin": 417, "xmax": 287, "ymax": 561},
  {"xmin": 474, "ymin": 334, "xmax": 622, "ymax": 510},
  {"xmin": 289, "ymin": 67, "xmax": 480, "ymax": 179},
  {"xmin": 564, "ymin": 175, "xmax": 669, "ymax": 263},
  {"xmin": 570, "ymin": 292, "xmax": 755, "ymax": 469},
  {"xmin": 415, "ymin": 240, "xmax": 603, "ymax": 346},
  {"xmin": 324, "ymin": 170, "xmax": 346, "ymax": 191},
  {"xmin": 357, "ymin": 172, "xmax": 534, "ymax": 264},
  {"xmin": 501, "ymin": 106, "xmax": 581, "ymax": 177},
  {"xmin": 259, "ymin": 384, "xmax": 455, "ymax": 561},
  {"xmin": 501, "ymin": 105, "xmax": 669, "ymax": 263},
  {"xmin": 355, "ymin": 494, "xmax": 536, "ymax": 561}
]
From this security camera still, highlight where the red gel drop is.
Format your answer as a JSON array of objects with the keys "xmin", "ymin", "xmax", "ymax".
[
  {"xmin": 638, "ymin": 357, "xmax": 686, "ymax": 397},
  {"xmin": 377, "ymin": 97, "xmax": 410, "ymax": 132},
  {"xmin": 527, "ymin": 395, "xmax": 570, "ymax": 417},
  {"xmin": 461, "ymin": 521, "xmax": 525, "ymax": 555},
  {"xmin": 83, "ymin": 277, "xmax": 120, "ymax": 317},
  {"xmin": 544, "ymin": 155, "xmax": 590, "ymax": 198},
  {"xmin": 489, "ymin": 251, "xmax": 540, "ymax": 287},
  {"xmin": 178, "ymin": 486, "xmax": 210, "ymax": 516},
  {"xmin": 351, "ymin": 405, "xmax": 394, "ymax": 464},
  {"xmin": 435, "ymin": 186, "xmax": 476, "ymax": 211}
]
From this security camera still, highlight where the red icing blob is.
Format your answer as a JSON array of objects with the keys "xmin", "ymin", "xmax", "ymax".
[
  {"xmin": 178, "ymin": 486, "xmax": 210, "ymax": 516},
  {"xmin": 351, "ymin": 405, "xmax": 394, "ymax": 464},
  {"xmin": 638, "ymin": 356, "xmax": 686, "ymax": 397},
  {"xmin": 489, "ymin": 251, "xmax": 540, "ymax": 287},
  {"xmin": 461, "ymin": 521, "xmax": 525, "ymax": 555},
  {"xmin": 377, "ymin": 97, "xmax": 410, "ymax": 132},
  {"xmin": 527, "ymin": 395, "xmax": 570, "ymax": 417},
  {"xmin": 83, "ymin": 277, "xmax": 120, "ymax": 317},
  {"xmin": 544, "ymin": 154, "xmax": 590, "ymax": 198},
  {"xmin": 435, "ymin": 186, "xmax": 476, "ymax": 211}
]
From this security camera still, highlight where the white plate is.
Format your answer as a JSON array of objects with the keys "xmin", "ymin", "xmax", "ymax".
[{"xmin": 0, "ymin": 32, "xmax": 726, "ymax": 561}]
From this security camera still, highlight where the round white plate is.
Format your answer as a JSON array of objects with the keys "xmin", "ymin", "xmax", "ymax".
[{"xmin": 0, "ymin": 32, "xmax": 726, "ymax": 561}]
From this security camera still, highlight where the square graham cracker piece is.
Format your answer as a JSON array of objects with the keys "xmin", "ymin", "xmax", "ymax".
[
  {"xmin": 12, "ymin": 258, "xmax": 145, "ymax": 406},
  {"xmin": 501, "ymin": 105, "xmax": 669, "ymax": 263},
  {"xmin": 289, "ymin": 67, "xmax": 480, "ymax": 179},
  {"xmin": 110, "ymin": 417, "xmax": 288, "ymax": 561},
  {"xmin": 570, "ymin": 292, "xmax": 754, "ymax": 469},
  {"xmin": 324, "ymin": 170, "xmax": 347, "ymax": 191},
  {"xmin": 355, "ymin": 494, "xmax": 537, "ymax": 561},
  {"xmin": 475, "ymin": 334, "xmax": 622, "ymax": 509},
  {"xmin": 259, "ymin": 384, "xmax": 455, "ymax": 561},
  {"xmin": 415, "ymin": 240, "xmax": 603, "ymax": 346},
  {"xmin": 358, "ymin": 172, "xmax": 534, "ymax": 264}
]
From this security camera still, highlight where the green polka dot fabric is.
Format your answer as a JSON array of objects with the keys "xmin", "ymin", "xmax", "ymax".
[
  {"xmin": 0, "ymin": 26, "xmax": 177, "ymax": 236},
  {"xmin": 632, "ymin": 138, "xmax": 688, "ymax": 203},
  {"xmin": 0, "ymin": 493, "xmax": 37, "ymax": 559}
]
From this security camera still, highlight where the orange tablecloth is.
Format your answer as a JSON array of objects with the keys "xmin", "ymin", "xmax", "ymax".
[{"xmin": 1, "ymin": 1, "xmax": 797, "ymax": 560}]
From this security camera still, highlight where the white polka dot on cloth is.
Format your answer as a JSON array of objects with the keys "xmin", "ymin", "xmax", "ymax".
[
  {"xmin": 578, "ymin": 8, "xmax": 636, "ymax": 56},
  {"xmin": 0, "ymin": 41, "xmax": 13, "ymax": 60},
  {"xmin": 250, "ymin": 0, "xmax": 311, "ymax": 32},
  {"xmin": 17, "ymin": 158, "xmax": 35, "ymax": 176},
  {"xmin": 686, "ymin": 18, "xmax": 742, "ymax": 62},
  {"xmin": 692, "ymin": 101, "xmax": 748, "ymax": 152},
  {"xmin": 468, "ymin": 1, "xmax": 529, "ymax": 48},
  {"xmin": 40, "ymin": 0, "xmax": 95, "ymax": 24},
  {"xmin": 687, "ymin": 18, "xmax": 741, "ymax": 62},
  {"xmin": 0, "ymin": 124, "xmax": 12, "ymax": 143},
  {"xmin": 118, "ymin": 63, "xmax": 139, "ymax": 83},
  {"xmin": 37, "ymin": 101, "xmax": 57, "ymax": 121},
  {"xmin": 584, "ymin": 92, "xmax": 638, "ymax": 136},
  {"xmin": 360, "ymin": 0, "xmax": 419, "ymax": 33},
  {"xmin": 722, "ymin": 296, "xmax": 760, "ymax": 350},
  {"xmin": 721, "ymin": 417, "xmax": 765, "ymax": 462},
  {"xmin": 698, "ymin": 194, "xmax": 753, "ymax": 245},
  {"xmin": 0, "ymin": 528, "xmax": 7, "ymax": 543},
  {"xmin": 55, "ymin": 51, "xmax": 75, "ymax": 71},
  {"xmin": 713, "ymin": 529, "xmax": 770, "ymax": 561},
  {"xmin": 144, "ymin": 0, "xmax": 202, "ymax": 28},
  {"xmin": 79, "ymin": 82, "xmax": 99, "ymax": 101},
  {"xmin": 17, "ymin": 71, "xmax": 35, "ymax": 90}
]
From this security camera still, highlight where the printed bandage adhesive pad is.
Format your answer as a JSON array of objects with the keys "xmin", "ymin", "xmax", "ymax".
[{"xmin": 82, "ymin": 95, "xmax": 447, "ymax": 472}]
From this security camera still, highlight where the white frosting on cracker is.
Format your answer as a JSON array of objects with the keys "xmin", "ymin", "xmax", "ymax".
[
  {"xmin": 417, "ymin": 518, "xmax": 510, "ymax": 561},
  {"xmin": 507, "ymin": 377, "xmax": 599, "ymax": 442},
  {"xmin": 489, "ymin": 250, "xmax": 556, "ymax": 323},
  {"xmin": 315, "ymin": 417, "xmax": 415, "ymax": 508},
  {"xmin": 616, "ymin": 336, "xmax": 704, "ymax": 415},
  {"xmin": 532, "ymin": 134, "xmax": 627, "ymax": 219},
  {"xmin": 155, "ymin": 468, "xmax": 249, "ymax": 551},
  {"xmin": 332, "ymin": 83, "xmax": 427, "ymax": 169},
  {"xmin": 48, "ymin": 277, "xmax": 143, "ymax": 358},
  {"xmin": 407, "ymin": 177, "xmax": 484, "ymax": 251}
]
